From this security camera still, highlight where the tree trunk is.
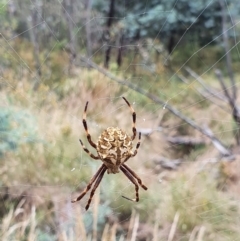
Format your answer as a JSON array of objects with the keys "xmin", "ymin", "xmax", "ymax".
[
  {"xmin": 116, "ymin": 34, "xmax": 124, "ymax": 67},
  {"xmin": 86, "ymin": 0, "xmax": 92, "ymax": 57},
  {"xmin": 167, "ymin": 32, "xmax": 175, "ymax": 54},
  {"xmin": 63, "ymin": 0, "xmax": 77, "ymax": 74},
  {"xmin": 104, "ymin": 0, "xmax": 115, "ymax": 68},
  {"xmin": 27, "ymin": 1, "xmax": 42, "ymax": 91},
  {"xmin": 218, "ymin": 0, "xmax": 240, "ymax": 145}
]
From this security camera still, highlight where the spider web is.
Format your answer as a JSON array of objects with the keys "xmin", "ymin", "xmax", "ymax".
[{"xmin": 1, "ymin": 0, "xmax": 240, "ymax": 240}]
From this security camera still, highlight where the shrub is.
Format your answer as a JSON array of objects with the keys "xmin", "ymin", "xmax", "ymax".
[{"xmin": 0, "ymin": 108, "xmax": 38, "ymax": 155}]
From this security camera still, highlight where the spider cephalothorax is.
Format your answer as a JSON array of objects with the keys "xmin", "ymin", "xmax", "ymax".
[
  {"xmin": 72, "ymin": 97, "xmax": 147, "ymax": 210},
  {"xmin": 97, "ymin": 127, "xmax": 133, "ymax": 174}
]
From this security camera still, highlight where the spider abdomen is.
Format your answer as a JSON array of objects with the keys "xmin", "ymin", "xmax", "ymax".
[{"xmin": 97, "ymin": 127, "xmax": 133, "ymax": 173}]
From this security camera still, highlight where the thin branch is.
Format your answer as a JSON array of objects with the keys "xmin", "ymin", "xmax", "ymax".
[
  {"xmin": 203, "ymin": 124, "xmax": 233, "ymax": 154},
  {"xmin": 165, "ymin": 136, "xmax": 206, "ymax": 146},
  {"xmin": 185, "ymin": 67, "xmax": 227, "ymax": 102},
  {"xmin": 79, "ymin": 55, "xmax": 232, "ymax": 156},
  {"xmin": 154, "ymin": 157, "xmax": 182, "ymax": 170},
  {"xmin": 215, "ymin": 69, "xmax": 235, "ymax": 108},
  {"xmin": 197, "ymin": 88, "xmax": 231, "ymax": 113},
  {"xmin": 215, "ymin": 69, "xmax": 240, "ymax": 145},
  {"xmin": 219, "ymin": 0, "xmax": 237, "ymax": 100},
  {"xmin": 176, "ymin": 68, "xmax": 231, "ymax": 113},
  {"xmin": 176, "ymin": 73, "xmax": 189, "ymax": 84}
]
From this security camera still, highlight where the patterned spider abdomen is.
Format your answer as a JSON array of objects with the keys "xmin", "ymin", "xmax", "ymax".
[{"xmin": 96, "ymin": 127, "xmax": 133, "ymax": 174}]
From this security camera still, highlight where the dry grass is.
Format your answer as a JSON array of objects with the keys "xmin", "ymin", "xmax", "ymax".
[{"xmin": 1, "ymin": 53, "xmax": 240, "ymax": 240}]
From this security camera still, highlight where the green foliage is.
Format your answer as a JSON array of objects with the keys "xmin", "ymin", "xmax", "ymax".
[
  {"xmin": 123, "ymin": 0, "xmax": 223, "ymax": 46},
  {"xmin": 37, "ymin": 231, "xmax": 56, "ymax": 241},
  {"xmin": 0, "ymin": 1, "xmax": 7, "ymax": 15},
  {"xmin": 0, "ymin": 108, "xmax": 38, "ymax": 155},
  {"xmin": 93, "ymin": 0, "xmax": 240, "ymax": 52}
]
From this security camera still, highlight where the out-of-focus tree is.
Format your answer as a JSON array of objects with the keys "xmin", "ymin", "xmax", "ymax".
[
  {"xmin": 1, "ymin": 0, "xmax": 240, "ymax": 72},
  {"xmin": 62, "ymin": 0, "xmax": 77, "ymax": 73},
  {"xmin": 103, "ymin": 0, "xmax": 115, "ymax": 68},
  {"xmin": 85, "ymin": 0, "xmax": 93, "ymax": 57},
  {"xmin": 93, "ymin": 0, "xmax": 240, "ymax": 64}
]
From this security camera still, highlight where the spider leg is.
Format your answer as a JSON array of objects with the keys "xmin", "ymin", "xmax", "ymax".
[
  {"xmin": 85, "ymin": 166, "xmax": 107, "ymax": 210},
  {"xmin": 122, "ymin": 164, "xmax": 147, "ymax": 190},
  {"xmin": 122, "ymin": 97, "xmax": 137, "ymax": 141},
  {"xmin": 79, "ymin": 139, "xmax": 99, "ymax": 160},
  {"xmin": 132, "ymin": 132, "xmax": 141, "ymax": 157},
  {"xmin": 71, "ymin": 164, "xmax": 106, "ymax": 203},
  {"xmin": 83, "ymin": 101, "xmax": 97, "ymax": 148},
  {"xmin": 120, "ymin": 166, "xmax": 139, "ymax": 202}
]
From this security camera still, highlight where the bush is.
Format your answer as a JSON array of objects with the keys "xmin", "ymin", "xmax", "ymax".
[{"xmin": 0, "ymin": 108, "xmax": 38, "ymax": 155}]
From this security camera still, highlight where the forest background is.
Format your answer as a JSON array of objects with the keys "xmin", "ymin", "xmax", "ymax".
[{"xmin": 1, "ymin": 0, "xmax": 240, "ymax": 240}]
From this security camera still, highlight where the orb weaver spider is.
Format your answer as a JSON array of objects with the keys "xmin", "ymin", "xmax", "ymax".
[{"xmin": 72, "ymin": 97, "xmax": 147, "ymax": 210}]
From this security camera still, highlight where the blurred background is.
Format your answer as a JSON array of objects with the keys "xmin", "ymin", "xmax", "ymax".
[{"xmin": 1, "ymin": 0, "xmax": 240, "ymax": 240}]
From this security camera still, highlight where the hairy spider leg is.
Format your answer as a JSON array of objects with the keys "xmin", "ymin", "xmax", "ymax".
[
  {"xmin": 83, "ymin": 101, "xmax": 97, "ymax": 148},
  {"xmin": 85, "ymin": 166, "xmax": 107, "ymax": 210},
  {"xmin": 122, "ymin": 163, "xmax": 147, "ymax": 190},
  {"xmin": 122, "ymin": 97, "xmax": 137, "ymax": 141},
  {"xmin": 79, "ymin": 139, "xmax": 99, "ymax": 159},
  {"xmin": 132, "ymin": 132, "xmax": 141, "ymax": 157},
  {"xmin": 120, "ymin": 166, "xmax": 139, "ymax": 202},
  {"xmin": 122, "ymin": 132, "xmax": 141, "ymax": 163},
  {"xmin": 72, "ymin": 164, "xmax": 106, "ymax": 203}
]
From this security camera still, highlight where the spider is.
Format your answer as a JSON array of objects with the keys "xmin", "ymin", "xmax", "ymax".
[{"xmin": 71, "ymin": 97, "xmax": 148, "ymax": 210}]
